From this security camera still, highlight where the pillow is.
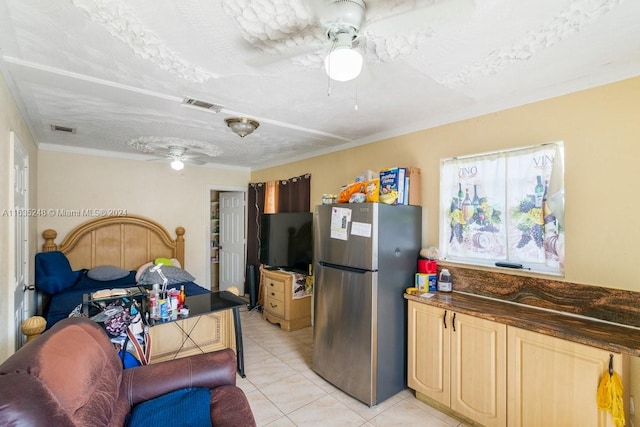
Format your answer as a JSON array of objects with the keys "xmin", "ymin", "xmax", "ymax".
[
  {"xmin": 87, "ymin": 265, "xmax": 130, "ymax": 281},
  {"xmin": 125, "ymin": 387, "xmax": 211, "ymax": 427},
  {"xmin": 73, "ymin": 270, "xmax": 137, "ymax": 291},
  {"xmin": 138, "ymin": 265, "xmax": 195, "ymax": 285},
  {"xmin": 136, "ymin": 259, "xmax": 182, "ymax": 282},
  {"xmin": 135, "ymin": 262, "xmax": 153, "ymax": 282},
  {"xmin": 35, "ymin": 251, "xmax": 80, "ymax": 295},
  {"xmin": 154, "ymin": 257, "xmax": 174, "ymax": 267}
]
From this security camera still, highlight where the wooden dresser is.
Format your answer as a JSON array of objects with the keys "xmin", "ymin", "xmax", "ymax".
[{"xmin": 261, "ymin": 268, "xmax": 311, "ymax": 331}]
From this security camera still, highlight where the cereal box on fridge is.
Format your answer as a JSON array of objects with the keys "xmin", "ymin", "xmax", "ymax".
[{"xmin": 379, "ymin": 167, "xmax": 406, "ymax": 205}]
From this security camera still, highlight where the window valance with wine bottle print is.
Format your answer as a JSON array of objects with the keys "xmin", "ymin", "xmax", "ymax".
[{"xmin": 439, "ymin": 142, "xmax": 565, "ymax": 275}]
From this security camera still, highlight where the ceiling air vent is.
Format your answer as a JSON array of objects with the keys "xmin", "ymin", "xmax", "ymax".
[
  {"xmin": 50, "ymin": 124, "xmax": 76, "ymax": 133},
  {"xmin": 181, "ymin": 98, "xmax": 223, "ymax": 113}
]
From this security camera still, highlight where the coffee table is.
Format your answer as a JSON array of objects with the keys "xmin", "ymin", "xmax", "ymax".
[{"xmin": 148, "ymin": 290, "xmax": 247, "ymax": 377}]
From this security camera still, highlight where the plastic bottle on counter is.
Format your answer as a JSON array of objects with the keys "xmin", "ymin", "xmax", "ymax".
[
  {"xmin": 438, "ymin": 269, "xmax": 452, "ymax": 292},
  {"xmin": 159, "ymin": 292, "xmax": 169, "ymax": 320},
  {"xmin": 179, "ymin": 285, "xmax": 186, "ymax": 309},
  {"xmin": 149, "ymin": 292, "xmax": 158, "ymax": 319}
]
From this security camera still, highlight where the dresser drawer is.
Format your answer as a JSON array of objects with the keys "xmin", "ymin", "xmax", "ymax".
[
  {"xmin": 265, "ymin": 297, "xmax": 285, "ymax": 317},
  {"xmin": 261, "ymin": 267, "xmax": 310, "ymax": 331},
  {"xmin": 264, "ymin": 277, "xmax": 285, "ymax": 301}
]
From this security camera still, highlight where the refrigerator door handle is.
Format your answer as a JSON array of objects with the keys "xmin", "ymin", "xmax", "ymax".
[{"xmin": 318, "ymin": 261, "xmax": 371, "ymax": 274}]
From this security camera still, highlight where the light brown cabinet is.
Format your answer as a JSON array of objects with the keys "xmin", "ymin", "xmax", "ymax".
[
  {"xmin": 507, "ymin": 326, "xmax": 628, "ymax": 427},
  {"xmin": 408, "ymin": 300, "xmax": 630, "ymax": 427},
  {"xmin": 408, "ymin": 300, "xmax": 507, "ymax": 427},
  {"xmin": 261, "ymin": 268, "xmax": 311, "ymax": 331}
]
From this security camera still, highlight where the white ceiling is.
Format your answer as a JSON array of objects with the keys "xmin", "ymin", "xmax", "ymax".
[{"xmin": 1, "ymin": 0, "xmax": 639, "ymax": 170}]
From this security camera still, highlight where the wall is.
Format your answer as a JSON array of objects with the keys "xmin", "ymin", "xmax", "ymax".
[
  {"xmin": 37, "ymin": 151, "xmax": 250, "ymax": 287},
  {"xmin": 252, "ymin": 76, "xmax": 640, "ymax": 292},
  {"xmin": 251, "ymin": 76, "xmax": 640, "ymax": 423},
  {"xmin": 0, "ymin": 72, "xmax": 39, "ymax": 361}
]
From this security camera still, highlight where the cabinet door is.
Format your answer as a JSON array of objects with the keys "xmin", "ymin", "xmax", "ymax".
[
  {"xmin": 508, "ymin": 326, "xmax": 627, "ymax": 427},
  {"xmin": 149, "ymin": 311, "xmax": 233, "ymax": 363},
  {"xmin": 450, "ymin": 312, "xmax": 506, "ymax": 427},
  {"xmin": 407, "ymin": 301, "xmax": 450, "ymax": 406}
]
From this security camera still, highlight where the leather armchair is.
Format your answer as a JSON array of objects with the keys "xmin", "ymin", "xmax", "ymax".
[{"xmin": 0, "ymin": 317, "xmax": 255, "ymax": 427}]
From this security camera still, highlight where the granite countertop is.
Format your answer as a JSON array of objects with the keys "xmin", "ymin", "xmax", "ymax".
[{"xmin": 405, "ymin": 291, "xmax": 640, "ymax": 357}]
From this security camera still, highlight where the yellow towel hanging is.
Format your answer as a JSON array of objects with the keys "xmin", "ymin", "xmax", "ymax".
[{"xmin": 597, "ymin": 354, "xmax": 625, "ymax": 427}]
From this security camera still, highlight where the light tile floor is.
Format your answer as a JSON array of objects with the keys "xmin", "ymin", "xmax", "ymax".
[{"xmin": 235, "ymin": 306, "xmax": 471, "ymax": 427}]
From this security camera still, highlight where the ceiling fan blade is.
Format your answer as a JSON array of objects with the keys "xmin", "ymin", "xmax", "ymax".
[
  {"xmin": 364, "ymin": 0, "xmax": 475, "ymax": 38},
  {"xmin": 183, "ymin": 158, "xmax": 206, "ymax": 165},
  {"xmin": 304, "ymin": 0, "xmax": 332, "ymax": 22},
  {"xmin": 146, "ymin": 158, "xmax": 205, "ymax": 167},
  {"xmin": 244, "ymin": 42, "xmax": 324, "ymax": 67}
]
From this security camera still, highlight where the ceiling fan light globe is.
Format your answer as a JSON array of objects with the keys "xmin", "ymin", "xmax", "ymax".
[
  {"xmin": 171, "ymin": 159, "xmax": 184, "ymax": 170},
  {"xmin": 325, "ymin": 47, "xmax": 363, "ymax": 82}
]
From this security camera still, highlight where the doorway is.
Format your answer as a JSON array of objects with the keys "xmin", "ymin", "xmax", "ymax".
[
  {"xmin": 11, "ymin": 131, "xmax": 32, "ymax": 350},
  {"xmin": 208, "ymin": 186, "xmax": 247, "ymax": 295}
]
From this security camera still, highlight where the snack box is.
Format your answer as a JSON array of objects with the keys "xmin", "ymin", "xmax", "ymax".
[
  {"xmin": 416, "ymin": 273, "xmax": 437, "ymax": 292},
  {"xmin": 379, "ymin": 166, "xmax": 422, "ymax": 205},
  {"xmin": 406, "ymin": 166, "xmax": 422, "ymax": 206},
  {"xmin": 379, "ymin": 167, "xmax": 406, "ymax": 205}
]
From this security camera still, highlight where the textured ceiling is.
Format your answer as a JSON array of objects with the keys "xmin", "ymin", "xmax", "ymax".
[{"xmin": 1, "ymin": 0, "xmax": 639, "ymax": 170}]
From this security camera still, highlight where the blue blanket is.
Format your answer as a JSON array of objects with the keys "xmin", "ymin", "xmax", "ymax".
[
  {"xmin": 126, "ymin": 387, "xmax": 212, "ymax": 427},
  {"xmin": 44, "ymin": 271, "xmax": 209, "ymax": 329}
]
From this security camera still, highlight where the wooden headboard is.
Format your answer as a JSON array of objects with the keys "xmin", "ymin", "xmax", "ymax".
[{"xmin": 41, "ymin": 214, "xmax": 185, "ymax": 270}]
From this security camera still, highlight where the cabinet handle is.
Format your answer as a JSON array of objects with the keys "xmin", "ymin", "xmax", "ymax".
[
  {"xmin": 271, "ymin": 292, "xmax": 275, "ymax": 296},
  {"xmin": 452, "ymin": 312, "xmax": 456, "ymax": 332},
  {"xmin": 270, "ymin": 303, "xmax": 278, "ymax": 308},
  {"xmin": 443, "ymin": 310, "xmax": 447, "ymax": 329}
]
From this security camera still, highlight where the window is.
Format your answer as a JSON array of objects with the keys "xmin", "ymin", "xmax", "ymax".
[{"xmin": 439, "ymin": 142, "xmax": 564, "ymax": 275}]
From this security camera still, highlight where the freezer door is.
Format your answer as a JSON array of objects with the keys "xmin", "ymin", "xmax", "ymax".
[
  {"xmin": 312, "ymin": 264, "xmax": 376, "ymax": 406},
  {"xmin": 314, "ymin": 204, "xmax": 377, "ymax": 271}
]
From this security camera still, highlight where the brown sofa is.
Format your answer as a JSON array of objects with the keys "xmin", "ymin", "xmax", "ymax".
[{"xmin": 0, "ymin": 317, "xmax": 256, "ymax": 427}]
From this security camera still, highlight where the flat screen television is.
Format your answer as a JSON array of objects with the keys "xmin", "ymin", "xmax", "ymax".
[{"xmin": 259, "ymin": 212, "xmax": 313, "ymax": 274}]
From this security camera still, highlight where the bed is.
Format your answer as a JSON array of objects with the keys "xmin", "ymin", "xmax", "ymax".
[{"xmin": 36, "ymin": 214, "xmax": 236, "ymax": 362}]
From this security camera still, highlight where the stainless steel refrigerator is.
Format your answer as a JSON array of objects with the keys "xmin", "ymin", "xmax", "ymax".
[{"xmin": 312, "ymin": 203, "xmax": 421, "ymax": 406}]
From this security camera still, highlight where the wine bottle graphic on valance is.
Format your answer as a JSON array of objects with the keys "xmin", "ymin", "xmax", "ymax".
[
  {"xmin": 507, "ymin": 145, "xmax": 563, "ymax": 268},
  {"xmin": 443, "ymin": 153, "xmax": 506, "ymax": 260},
  {"xmin": 440, "ymin": 143, "xmax": 565, "ymax": 274}
]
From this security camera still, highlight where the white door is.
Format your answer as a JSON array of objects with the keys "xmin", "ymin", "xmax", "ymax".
[
  {"xmin": 219, "ymin": 192, "xmax": 246, "ymax": 294},
  {"xmin": 12, "ymin": 132, "xmax": 31, "ymax": 350}
]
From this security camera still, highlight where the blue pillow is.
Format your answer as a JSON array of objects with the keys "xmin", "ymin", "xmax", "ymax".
[
  {"xmin": 126, "ymin": 387, "xmax": 211, "ymax": 427},
  {"xmin": 73, "ymin": 270, "xmax": 136, "ymax": 291},
  {"xmin": 35, "ymin": 251, "xmax": 80, "ymax": 295},
  {"xmin": 87, "ymin": 265, "xmax": 130, "ymax": 281}
]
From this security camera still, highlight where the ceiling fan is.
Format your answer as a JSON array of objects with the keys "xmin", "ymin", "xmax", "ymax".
[
  {"xmin": 127, "ymin": 137, "xmax": 222, "ymax": 170},
  {"xmin": 238, "ymin": 0, "xmax": 474, "ymax": 81},
  {"xmin": 163, "ymin": 146, "xmax": 199, "ymax": 171}
]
